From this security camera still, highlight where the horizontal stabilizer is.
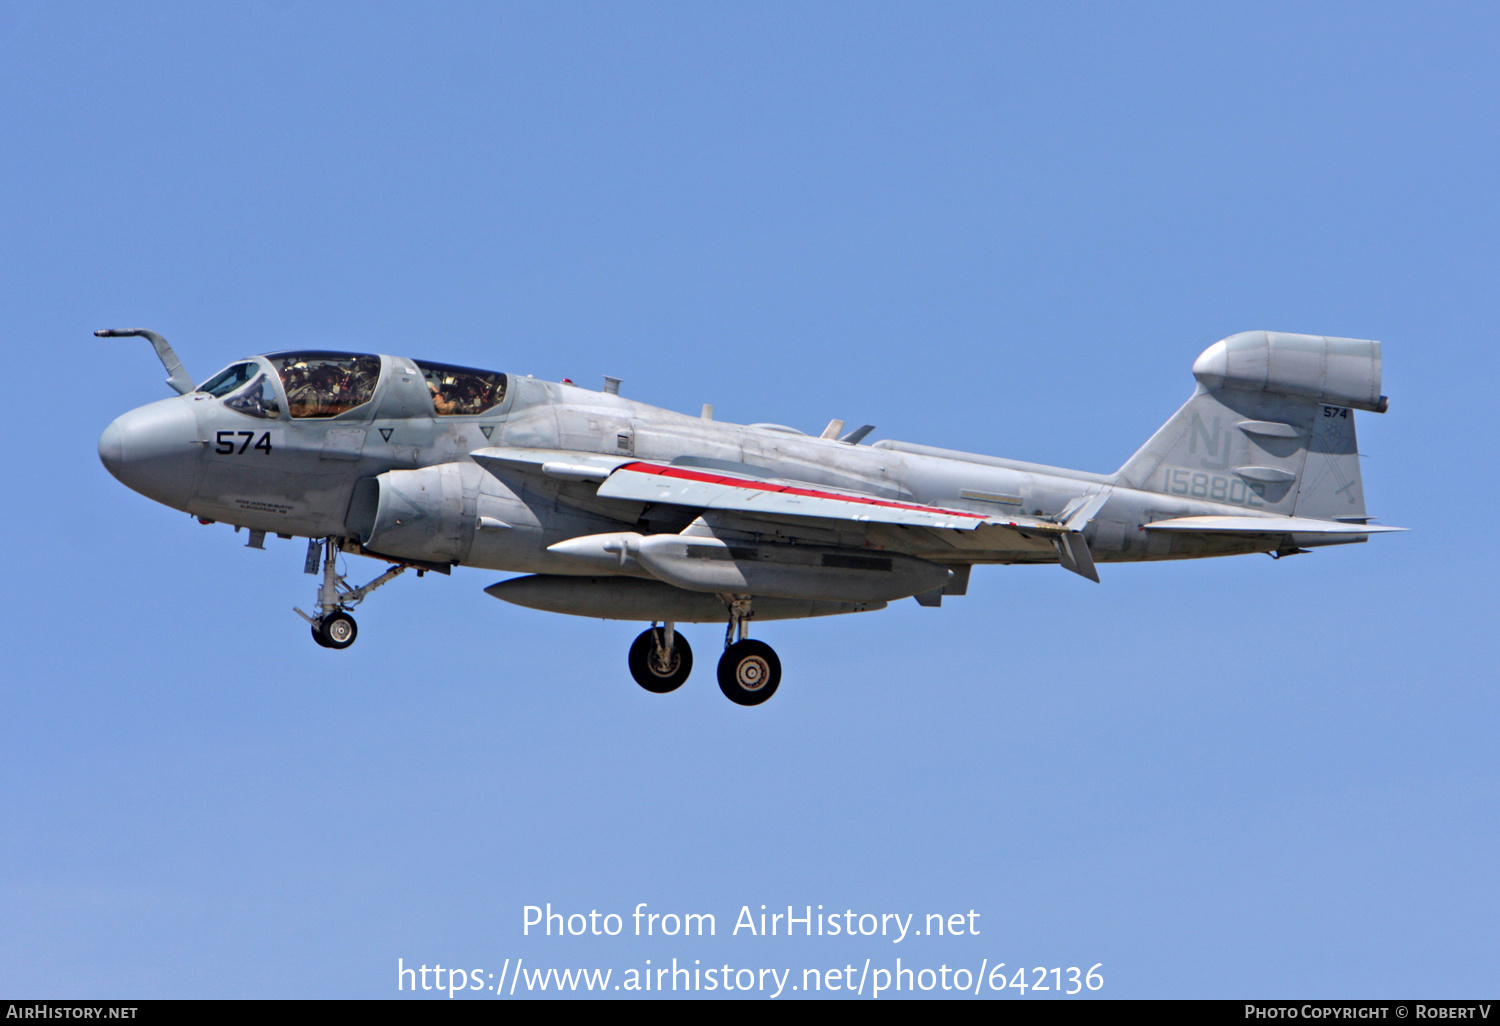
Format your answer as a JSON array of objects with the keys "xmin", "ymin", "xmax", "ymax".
[{"xmin": 1143, "ymin": 515, "xmax": 1406, "ymax": 535}]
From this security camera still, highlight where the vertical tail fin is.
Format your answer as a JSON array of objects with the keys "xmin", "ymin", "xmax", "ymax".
[{"xmin": 1114, "ymin": 331, "xmax": 1386, "ymax": 520}]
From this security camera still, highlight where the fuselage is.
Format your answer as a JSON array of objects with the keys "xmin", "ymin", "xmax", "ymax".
[{"xmin": 98, "ymin": 348, "xmax": 1330, "ymax": 577}]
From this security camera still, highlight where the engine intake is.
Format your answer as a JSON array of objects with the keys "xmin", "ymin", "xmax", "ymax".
[{"xmin": 345, "ymin": 466, "xmax": 476, "ymax": 565}]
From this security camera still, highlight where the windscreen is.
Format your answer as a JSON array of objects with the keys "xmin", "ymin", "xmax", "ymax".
[{"xmin": 197, "ymin": 363, "xmax": 258, "ymax": 398}]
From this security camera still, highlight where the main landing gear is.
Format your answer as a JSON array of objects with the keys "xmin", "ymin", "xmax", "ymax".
[
  {"xmin": 294, "ymin": 537, "xmax": 405, "ymax": 650},
  {"xmin": 718, "ymin": 640, "xmax": 780, "ymax": 706},
  {"xmin": 716, "ymin": 597, "xmax": 780, "ymax": 706},
  {"xmin": 626, "ymin": 598, "xmax": 782, "ymax": 706},
  {"xmin": 628, "ymin": 624, "xmax": 693, "ymax": 693}
]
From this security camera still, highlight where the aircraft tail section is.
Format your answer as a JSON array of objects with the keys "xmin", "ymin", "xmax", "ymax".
[{"xmin": 1112, "ymin": 331, "xmax": 1386, "ymax": 521}]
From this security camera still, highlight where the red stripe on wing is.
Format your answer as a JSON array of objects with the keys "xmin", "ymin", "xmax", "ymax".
[{"xmin": 617, "ymin": 463, "xmax": 989, "ymax": 521}]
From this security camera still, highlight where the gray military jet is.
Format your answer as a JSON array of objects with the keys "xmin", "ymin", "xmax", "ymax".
[{"xmin": 97, "ymin": 328, "xmax": 1402, "ymax": 706}]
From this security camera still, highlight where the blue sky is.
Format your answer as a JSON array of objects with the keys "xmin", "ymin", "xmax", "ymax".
[{"xmin": 2, "ymin": 1, "xmax": 1496, "ymax": 998}]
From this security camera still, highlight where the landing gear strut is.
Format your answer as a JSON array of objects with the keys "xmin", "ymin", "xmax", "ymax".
[
  {"xmin": 294, "ymin": 537, "xmax": 404, "ymax": 649},
  {"xmin": 628, "ymin": 623, "xmax": 693, "ymax": 693},
  {"xmin": 716, "ymin": 597, "xmax": 781, "ymax": 706}
]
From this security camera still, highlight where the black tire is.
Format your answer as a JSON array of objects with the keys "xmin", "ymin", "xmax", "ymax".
[
  {"xmin": 628, "ymin": 627, "xmax": 693, "ymax": 693},
  {"xmin": 717, "ymin": 639, "xmax": 781, "ymax": 706},
  {"xmin": 318, "ymin": 611, "xmax": 358, "ymax": 650},
  {"xmin": 311, "ymin": 623, "xmax": 331, "ymax": 648}
]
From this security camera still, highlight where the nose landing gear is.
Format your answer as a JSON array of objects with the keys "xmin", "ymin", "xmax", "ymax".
[{"xmin": 294, "ymin": 537, "xmax": 405, "ymax": 649}]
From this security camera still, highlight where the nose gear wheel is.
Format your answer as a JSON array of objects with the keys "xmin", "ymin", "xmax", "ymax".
[{"xmin": 317, "ymin": 611, "xmax": 358, "ymax": 649}]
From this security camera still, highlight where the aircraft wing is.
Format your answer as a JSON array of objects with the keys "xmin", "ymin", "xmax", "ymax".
[
  {"xmin": 1143, "ymin": 515, "xmax": 1406, "ymax": 535},
  {"xmin": 594, "ymin": 461, "xmax": 1036, "ymax": 532},
  {"xmin": 470, "ymin": 447, "xmax": 1072, "ymax": 544}
]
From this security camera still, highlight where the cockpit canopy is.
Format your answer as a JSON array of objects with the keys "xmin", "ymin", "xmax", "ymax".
[
  {"xmin": 270, "ymin": 352, "xmax": 382, "ymax": 418},
  {"xmin": 196, "ymin": 352, "xmax": 511, "ymax": 420},
  {"xmin": 415, "ymin": 360, "xmax": 508, "ymax": 416}
]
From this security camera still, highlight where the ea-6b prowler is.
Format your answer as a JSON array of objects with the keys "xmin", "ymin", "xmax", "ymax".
[{"xmin": 98, "ymin": 328, "xmax": 1402, "ymax": 706}]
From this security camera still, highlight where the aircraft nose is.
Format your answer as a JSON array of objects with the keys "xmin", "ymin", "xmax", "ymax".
[
  {"xmin": 98, "ymin": 398, "xmax": 200, "ymax": 510},
  {"xmin": 98, "ymin": 419, "xmax": 124, "ymax": 474}
]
